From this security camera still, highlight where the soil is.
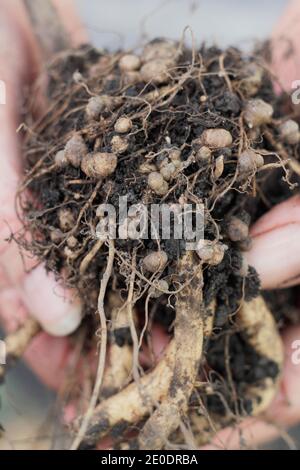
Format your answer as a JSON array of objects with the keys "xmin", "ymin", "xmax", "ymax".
[{"xmin": 13, "ymin": 39, "xmax": 300, "ymax": 449}]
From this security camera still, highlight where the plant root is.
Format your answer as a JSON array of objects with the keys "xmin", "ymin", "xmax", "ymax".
[
  {"xmin": 71, "ymin": 240, "xmax": 115, "ymax": 450},
  {"xmin": 17, "ymin": 38, "xmax": 300, "ymax": 450},
  {"xmin": 75, "ymin": 341, "xmax": 175, "ymax": 449},
  {"xmin": 79, "ymin": 239, "xmax": 104, "ymax": 275},
  {"xmin": 76, "ymin": 252, "xmax": 207, "ymax": 450},
  {"xmin": 101, "ymin": 343, "xmax": 133, "ymax": 398},
  {"xmin": 187, "ymin": 295, "xmax": 285, "ymax": 449},
  {"xmin": 102, "ymin": 292, "xmax": 134, "ymax": 397},
  {"xmin": 137, "ymin": 252, "xmax": 204, "ymax": 450},
  {"xmin": 237, "ymin": 296, "xmax": 284, "ymax": 416},
  {"xmin": 0, "ymin": 318, "xmax": 40, "ymax": 382}
]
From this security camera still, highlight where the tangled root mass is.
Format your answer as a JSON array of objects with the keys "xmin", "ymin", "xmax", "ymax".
[{"xmin": 15, "ymin": 38, "xmax": 300, "ymax": 449}]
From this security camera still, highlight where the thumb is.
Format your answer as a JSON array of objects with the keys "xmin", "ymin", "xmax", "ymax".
[
  {"xmin": 0, "ymin": 1, "xmax": 85, "ymax": 337},
  {"xmin": 21, "ymin": 266, "xmax": 82, "ymax": 337},
  {"xmin": 246, "ymin": 195, "xmax": 300, "ymax": 289},
  {"xmin": 272, "ymin": 0, "xmax": 300, "ymax": 91}
]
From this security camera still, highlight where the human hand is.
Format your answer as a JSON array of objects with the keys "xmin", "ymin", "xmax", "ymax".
[
  {"xmin": 205, "ymin": 0, "xmax": 300, "ymax": 448},
  {"xmin": 0, "ymin": 0, "xmax": 86, "ymax": 389},
  {"xmin": 202, "ymin": 201, "xmax": 300, "ymax": 448},
  {"xmin": 2, "ymin": 0, "xmax": 300, "ymax": 450}
]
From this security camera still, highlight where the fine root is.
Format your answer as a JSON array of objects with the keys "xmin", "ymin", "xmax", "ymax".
[
  {"xmin": 79, "ymin": 239, "xmax": 104, "ymax": 275},
  {"xmin": 71, "ymin": 240, "xmax": 115, "ymax": 450}
]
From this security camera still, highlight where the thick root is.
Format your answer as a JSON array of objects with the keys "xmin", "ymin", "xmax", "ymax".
[
  {"xmin": 76, "ymin": 341, "xmax": 175, "ymax": 449},
  {"xmin": 138, "ymin": 252, "xmax": 204, "ymax": 450},
  {"xmin": 75, "ymin": 253, "xmax": 215, "ymax": 449},
  {"xmin": 238, "ymin": 297, "xmax": 283, "ymax": 365},
  {"xmin": 0, "ymin": 318, "xmax": 40, "ymax": 382},
  {"xmin": 101, "ymin": 343, "xmax": 133, "ymax": 397},
  {"xmin": 237, "ymin": 296, "xmax": 284, "ymax": 415},
  {"xmin": 102, "ymin": 293, "xmax": 134, "ymax": 397}
]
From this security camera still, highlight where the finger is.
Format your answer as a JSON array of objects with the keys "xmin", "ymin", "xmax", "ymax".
[
  {"xmin": 23, "ymin": 332, "xmax": 76, "ymax": 389},
  {"xmin": 273, "ymin": 325, "xmax": 300, "ymax": 426},
  {"xmin": 52, "ymin": 0, "xmax": 88, "ymax": 46},
  {"xmin": 139, "ymin": 323, "xmax": 171, "ymax": 367},
  {"xmin": 246, "ymin": 195, "xmax": 300, "ymax": 289},
  {"xmin": 0, "ymin": 289, "xmax": 78, "ymax": 389},
  {"xmin": 1, "ymin": 1, "xmax": 41, "ymax": 82},
  {"xmin": 4, "ymin": 0, "xmax": 88, "ymax": 68},
  {"xmin": 0, "ymin": 135, "xmax": 83, "ymax": 336},
  {"xmin": 200, "ymin": 419, "xmax": 280, "ymax": 450},
  {"xmin": 0, "ymin": 287, "xmax": 28, "ymax": 331},
  {"xmin": 247, "ymin": 223, "xmax": 300, "ymax": 289},
  {"xmin": 21, "ymin": 265, "xmax": 82, "ymax": 337},
  {"xmin": 151, "ymin": 323, "xmax": 171, "ymax": 361},
  {"xmin": 0, "ymin": 3, "xmax": 84, "ymax": 336},
  {"xmin": 0, "ymin": 21, "xmax": 35, "ymax": 282},
  {"xmin": 272, "ymin": 0, "xmax": 300, "ymax": 91},
  {"xmin": 18, "ymin": 0, "xmax": 87, "ymax": 334},
  {"xmin": 0, "ymin": 205, "xmax": 82, "ymax": 336},
  {"xmin": 251, "ymin": 195, "xmax": 300, "ymax": 237}
]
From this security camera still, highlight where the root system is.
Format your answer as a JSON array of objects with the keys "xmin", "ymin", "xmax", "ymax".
[{"xmin": 4, "ymin": 37, "xmax": 300, "ymax": 449}]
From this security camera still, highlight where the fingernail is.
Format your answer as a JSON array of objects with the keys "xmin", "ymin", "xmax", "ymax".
[
  {"xmin": 250, "ymin": 194, "xmax": 300, "ymax": 237},
  {"xmin": 21, "ymin": 265, "xmax": 82, "ymax": 336},
  {"xmin": 247, "ymin": 223, "xmax": 300, "ymax": 289},
  {"xmin": 42, "ymin": 302, "xmax": 82, "ymax": 337}
]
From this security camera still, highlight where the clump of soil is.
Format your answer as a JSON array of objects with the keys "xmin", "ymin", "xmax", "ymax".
[{"xmin": 13, "ymin": 39, "xmax": 300, "ymax": 449}]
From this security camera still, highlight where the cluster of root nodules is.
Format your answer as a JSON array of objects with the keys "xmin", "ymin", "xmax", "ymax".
[{"xmin": 18, "ymin": 39, "xmax": 300, "ymax": 449}]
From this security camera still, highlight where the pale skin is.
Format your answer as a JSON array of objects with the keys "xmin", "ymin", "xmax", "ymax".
[{"xmin": 1, "ymin": 0, "xmax": 300, "ymax": 449}]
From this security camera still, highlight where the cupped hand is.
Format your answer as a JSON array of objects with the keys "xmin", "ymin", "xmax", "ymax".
[
  {"xmin": 0, "ymin": 0, "xmax": 86, "ymax": 388},
  {"xmin": 206, "ymin": 0, "xmax": 300, "ymax": 449}
]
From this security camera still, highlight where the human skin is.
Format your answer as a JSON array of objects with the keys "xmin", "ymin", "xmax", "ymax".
[
  {"xmin": 1, "ymin": 0, "xmax": 300, "ymax": 448},
  {"xmin": 0, "ymin": 0, "xmax": 87, "ymax": 388}
]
